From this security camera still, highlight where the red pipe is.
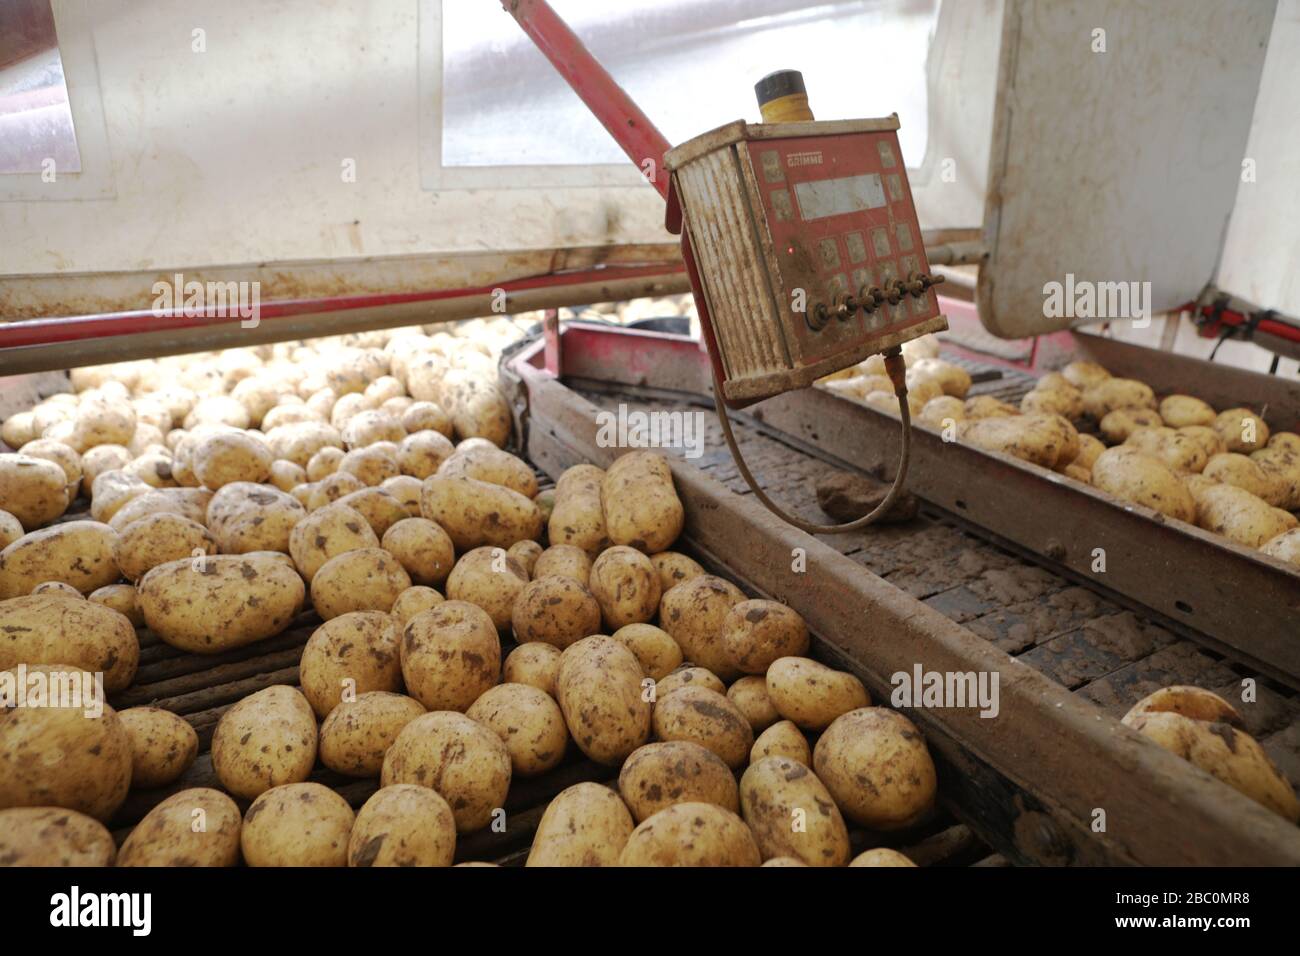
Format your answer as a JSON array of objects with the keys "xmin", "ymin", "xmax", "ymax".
[
  {"xmin": 498, "ymin": 0, "xmax": 672, "ymax": 198},
  {"xmin": 0, "ymin": 262, "xmax": 686, "ymax": 349},
  {"xmin": 1182, "ymin": 302, "xmax": 1300, "ymax": 345}
]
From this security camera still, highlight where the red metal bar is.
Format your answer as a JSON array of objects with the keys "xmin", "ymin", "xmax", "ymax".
[
  {"xmin": 0, "ymin": 262, "xmax": 685, "ymax": 350},
  {"xmin": 498, "ymin": 0, "xmax": 672, "ymax": 198}
]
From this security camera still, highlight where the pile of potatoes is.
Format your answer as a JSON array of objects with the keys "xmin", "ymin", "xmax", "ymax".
[
  {"xmin": 822, "ymin": 346, "xmax": 1300, "ymax": 567},
  {"xmin": 0, "ymin": 329, "xmax": 937, "ymax": 865}
]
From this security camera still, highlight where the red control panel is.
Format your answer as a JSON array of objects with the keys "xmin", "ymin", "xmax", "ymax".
[{"xmin": 747, "ymin": 130, "xmax": 939, "ymax": 366}]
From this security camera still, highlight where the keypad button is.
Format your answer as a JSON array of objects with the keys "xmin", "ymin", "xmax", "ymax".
[
  {"xmin": 871, "ymin": 227, "xmax": 892, "ymax": 258},
  {"xmin": 845, "ymin": 231, "xmax": 867, "ymax": 264},
  {"xmin": 818, "ymin": 238, "xmax": 841, "ymax": 269},
  {"xmin": 771, "ymin": 189, "xmax": 793, "ymax": 222}
]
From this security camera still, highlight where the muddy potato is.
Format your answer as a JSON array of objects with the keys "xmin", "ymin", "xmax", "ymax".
[
  {"xmin": 511, "ymin": 575, "xmax": 602, "ymax": 649},
  {"xmin": 1203, "ymin": 453, "xmax": 1288, "ymax": 506},
  {"xmin": 438, "ymin": 444, "xmax": 538, "ymax": 498},
  {"xmin": 658, "ymin": 574, "xmax": 747, "ymax": 680},
  {"xmin": 444, "ymin": 546, "xmax": 528, "ymax": 630},
  {"xmin": 396, "ymin": 430, "xmax": 456, "ymax": 479},
  {"xmin": 288, "ymin": 502, "xmax": 379, "ymax": 581},
  {"xmin": 0, "ymin": 665, "xmax": 132, "ymax": 821},
  {"xmin": 1188, "ymin": 480, "xmax": 1290, "ymax": 548},
  {"xmin": 338, "ymin": 446, "xmax": 400, "ymax": 487},
  {"xmin": 211, "ymin": 685, "xmax": 317, "ymax": 800},
  {"xmin": 1124, "ymin": 426, "xmax": 1209, "ymax": 474},
  {"xmin": 1099, "ymin": 407, "xmax": 1164, "ymax": 444},
  {"xmin": 18, "ymin": 438, "xmax": 82, "ymax": 499},
  {"xmin": 114, "ymin": 512, "xmax": 216, "ymax": 582},
  {"xmin": 1020, "ymin": 383, "xmax": 1082, "ymax": 419},
  {"xmin": 618, "ymin": 741, "xmax": 740, "ymax": 823},
  {"xmin": 307, "ymin": 446, "xmax": 345, "ymax": 481},
  {"xmin": 310, "ymin": 547, "xmax": 410, "ymax": 620},
  {"xmin": 751, "ymin": 719, "xmax": 811, "ymax": 766},
  {"xmin": 814, "ymin": 708, "xmax": 937, "ymax": 829},
  {"xmin": 532, "ymin": 544, "xmax": 592, "ymax": 585},
  {"xmin": 342, "ymin": 409, "xmax": 405, "ymax": 450},
  {"xmin": 533, "ymin": 488, "xmax": 555, "ymax": 524},
  {"xmin": 963, "ymin": 395, "xmax": 1019, "ymax": 419},
  {"xmin": 420, "ymin": 475, "xmax": 543, "ymax": 551},
  {"xmin": 466, "ymin": 683, "xmax": 568, "ymax": 776},
  {"xmin": 618, "ymin": 802, "xmax": 761, "ymax": 867},
  {"xmin": 0, "ymin": 807, "xmax": 117, "ymax": 866},
  {"xmin": 656, "ymin": 665, "xmax": 726, "ymax": 700},
  {"xmin": 850, "ymin": 848, "xmax": 917, "ymax": 867},
  {"xmin": 390, "ymin": 585, "xmax": 445, "ymax": 625},
  {"xmin": 548, "ymin": 463, "xmax": 608, "ymax": 554},
  {"xmin": 1059, "ymin": 360, "xmax": 1110, "ymax": 390},
  {"xmin": 503, "ymin": 642, "xmax": 562, "ymax": 697},
  {"xmin": 740, "ymin": 756, "xmax": 850, "ymax": 866},
  {"xmin": 960, "ymin": 413, "xmax": 1079, "ymax": 470},
  {"xmin": 299, "ymin": 611, "xmax": 403, "ymax": 718},
  {"xmin": 0, "ymin": 454, "xmax": 70, "ymax": 529},
  {"xmin": 1214, "ymin": 407, "xmax": 1270, "ymax": 453},
  {"xmin": 265, "ymin": 420, "xmax": 343, "ymax": 468},
  {"xmin": 649, "ymin": 550, "xmax": 705, "ymax": 592},
  {"xmin": 601, "ymin": 452, "xmax": 684, "ymax": 553},
  {"xmin": 119, "ymin": 707, "xmax": 199, "ymax": 788},
  {"xmin": 1261, "ymin": 528, "xmax": 1300, "ymax": 567},
  {"xmin": 306, "ymin": 471, "xmax": 367, "ymax": 512},
  {"xmin": 140, "ymin": 554, "xmax": 305, "ymax": 653},
  {"xmin": 400, "ymin": 600, "xmax": 500, "ymax": 711},
  {"xmin": 908, "ymin": 357, "xmax": 972, "ymax": 399},
  {"xmin": 241, "ymin": 782, "xmax": 355, "ymax": 867},
  {"xmin": 88, "ymin": 583, "xmax": 144, "ymax": 625},
  {"xmin": 653, "ymin": 686, "xmax": 753, "ymax": 770},
  {"xmin": 1090, "ymin": 446, "xmax": 1195, "ymax": 522},
  {"xmin": 527, "ymin": 782, "xmax": 635, "ymax": 867},
  {"xmin": 0, "ymin": 520, "xmax": 118, "ymax": 600},
  {"xmin": 380, "ymin": 711, "xmax": 512, "ymax": 833},
  {"xmin": 319, "ymin": 691, "xmax": 426, "ymax": 777},
  {"xmin": 610, "ymin": 623, "xmax": 682, "ymax": 681},
  {"xmin": 381, "ymin": 517, "xmax": 455, "ymax": 586},
  {"xmin": 0, "ymin": 593, "xmax": 139, "ymax": 691},
  {"xmin": 348, "ymin": 784, "xmax": 456, "ymax": 867},
  {"xmin": 31, "ymin": 580, "xmax": 80, "ymax": 597},
  {"xmin": 507, "ymin": 539, "xmax": 543, "ymax": 577},
  {"xmin": 89, "ymin": 469, "xmax": 149, "ymax": 523},
  {"xmin": 402, "ymin": 401, "xmax": 453, "ymax": 439},
  {"xmin": 206, "ymin": 482, "xmax": 305, "ymax": 553},
  {"xmin": 1158, "ymin": 394, "xmax": 1216, "ymax": 429},
  {"xmin": 192, "ymin": 432, "xmax": 272, "ymax": 488},
  {"xmin": 380, "ymin": 474, "xmax": 424, "ymax": 515},
  {"xmin": 1073, "ymin": 434, "xmax": 1107, "ymax": 471},
  {"xmin": 332, "ymin": 487, "xmax": 408, "ymax": 538},
  {"xmin": 0, "ymin": 510, "xmax": 23, "ymax": 549},
  {"xmin": 721, "ymin": 599, "xmax": 810, "ymax": 675},
  {"xmin": 1081, "ymin": 377, "xmax": 1157, "ymax": 419},
  {"xmin": 728, "ymin": 676, "xmax": 780, "ymax": 732},
  {"xmin": 557, "ymin": 636, "xmax": 652, "ymax": 765},
  {"xmin": 766, "ymin": 657, "xmax": 871, "ymax": 731}
]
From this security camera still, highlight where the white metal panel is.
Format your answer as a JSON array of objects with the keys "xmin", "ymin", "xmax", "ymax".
[{"xmin": 978, "ymin": 0, "xmax": 1276, "ymax": 339}]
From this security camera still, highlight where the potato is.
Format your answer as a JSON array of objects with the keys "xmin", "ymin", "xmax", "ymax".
[
  {"xmin": 1060, "ymin": 360, "xmax": 1111, "ymax": 390},
  {"xmin": 648, "ymin": 550, "xmax": 705, "ymax": 593},
  {"xmin": 306, "ymin": 470, "xmax": 367, "ymax": 511},
  {"xmin": 265, "ymin": 420, "xmax": 343, "ymax": 468},
  {"xmin": 656, "ymin": 665, "xmax": 726, "ymax": 700},
  {"xmin": 527, "ymin": 782, "xmax": 635, "ymax": 867},
  {"xmin": 210, "ymin": 685, "xmax": 317, "ymax": 801},
  {"xmin": 400, "ymin": 600, "xmax": 500, "ymax": 711},
  {"xmin": 601, "ymin": 452, "xmax": 684, "ymax": 553},
  {"xmin": 380, "ymin": 474, "xmax": 424, "ymax": 515},
  {"xmin": 608, "ymin": 622, "xmax": 682, "ymax": 681},
  {"xmin": 382, "ymin": 517, "xmax": 456, "ymax": 587},
  {"xmin": 445, "ymin": 375, "xmax": 511, "ymax": 446},
  {"xmin": 1, "ymin": 412, "xmax": 38, "ymax": 450},
  {"xmin": 1188, "ymin": 481, "xmax": 1291, "ymax": 547},
  {"xmin": 119, "ymin": 707, "xmax": 199, "ymax": 788},
  {"xmin": 766, "ymin": 657, "xmax": 871, "ymax": 731},
  {"xmin": 1122, "ymin": 687, "xmax": 1297, "ymax": 823},
  {"xmin": 548, "ymin": 464, "xmax": 609, "ymax": 556},
  {"xmin": 1090, "ymin": 446, "xmax": 1195, "ymax": 522},
  {"xmin": 18, "ymin": 438, "xmax": 83, "ymax": 498},
  {"xmin": 1069, "ymin": 433, "xmax": 1105, "ymax": 471},
  {"xmin": 420, "ymin": 476, "xmax": 543, "ymax": 551},
  {"xmin": 342, "ymin": 409, "xmax": 405, "ymax": 450},
  {"xmin": 390, "ymin": 585, "xmax": 445, "ymax": 625},
  {"xmin": 503, "ymin": 642, "xmax": 562, "ymax": 697},
  {"xmin": 727, "ymin": 676, "xmax": 780, "ymax": 732},
  {"xmin": 140, "ymin": 554, "xmax": 305, "ymax": 653},
  {"xmin": 311, "ymin": 547, "xmax": 411, "ymax": 619},
  {"xmin": 380, "ymin": 711, "xmax": 512, "ymax": 833},
  {"xmin": 1159, "ymin": 394, "xmax": 1216, "ymax": 428},
  {"xmin": 338, "ymin": 446, "xmax": 400, "ymax": 487},
  {"xmin": 652, "ymin": 686, "xmax": 753, "ymax": 769},
  {"xmin": 1124, "ymin": 426, "xmax": 1209, "ymax": 474},
  {"xmin": 585, "ymin": 546, "xmax": 661, "ymax": 631},
  {"xmin": 192, "ymin": 432, "xmax": 272, "ymax": 488},
  {"xmin": 1214, "ymin": 407, "xmax": 1270, "ymax": 453},
  {"xmin": 319, "ymin": 691, "xmax": 426, "ymax": 777},
  {"xmin": 1253, "ymin": 447, "xmax": 1300, "ymax": 510},
  {"xmin": 1020, "ymin": 382, "xmax": 1082, "ymax": 420},
  {"xmin": 332, "ymin": 487, "xmax": 408, "ymax": 537},
  {"xmin": 1081, "ymin": 377, "xmax": 1156, "ymax": 419},
  {"xmin": 658, "ymin": 574, "xmax": 746, "ymax": 680},
  {"xmin": 739, "ymin": 756, "xmax": 850, "ymax": 866},
  {"xmin": 0, "ymin": 522, "xmax": 116, "ymax": 603},
  {"xmin": 919, "ymin": 394, "xmax": 967, "ymax": 428},
  {"xmin": 963, "ymin": 395, "xmax": 1019, "ymax": 419},
  {"xmin": 307, "ymin": 445, "xmax": 345, "ymax": 481},
  {"xmin": 814, "ymin": 708, "xmax": 937, "ymax": 829},
  {"xmin": 71, "ymin": 399, "xmax": 137, "ymax": 451},
  {"xmin": 300, "ymin": 611, "xmax": 403, "ymax": 718},
  {"xmin": 114, "ymin": 512, "xmax": 216, "ymax": 582},
  {"xmin": 510, "ymin": 575, "xmax": 602, "ymax": 650},
  {"xmin": 907, "ymin": 357, "xmax": 971, "ymax": 398},
  {"xmin": 959, "ymin": 413, "xmax": 1079, "ymax": 469},
  {"xmin": 0, "ymin": 807, "xmax": 117, "ymax": 866},
  {"xmin": 396, "ymin": 430, "xmax": 456, "ymax": 480},
  {"xmin": 0, "ymin": 454, "xmax": 70, "ymax": 529},
  {"xmin": 1203, "ymin": 453, "xmax": 1288, "ymax": 506},
  {"xmin": 533, "ymin": 544, "xmax": 592, "ymax": 585},
  {"xmin": 0, "ymin": 665, "xmax": 132, "ymax": 821},
  {"xmin": 348, "ymin": 784, "xmax": 456, "ymax": 867},
  {"xmin": 88, "ymin": 583, "xmax": 144, "ymax": 625},
  {"xmin": 466, "ymin": 683, "xmax": 568, "ymax": 776},
  {"xmin": 762, "ymin": 856, "xmax": 809, "ymax": 867},
  {"xmin": 556, "ymin": 635, "xmax": 652, "ymax": 765},
  {"xmin": 107, "ymin": 486, "xmax": 210, "ymax": 532},
  {"xmin": 1261, "ymin": 528, "xmax": 1300, "ymax": 567},
  {"xmin": 205, "ymin": 482, "xmax": 305, "ymax": 553},
  {"xmin": 850, "ymin": 848, "xmax": 917, "ymax": 867},
  {"xmin": 1099, "ymin": 407, "xmax": 1164, "ymax": 444},
  {"xmin": 0, "ymin": 593, "xmax": 138, "ymax": 692},
  {"xmin": 618, "ymin": 741, "xmax": 740, "ymax": 823},
  {"xmin": 751, "ymin": 719, "xmax": 811, "ymax": 766},
  {"xmin": 438, "ymin": 445, "xmax": 538, "ymax": 499},
  {"xmin": 402, "ymin": 401, "xmax": 453, "ymax": 438},
  {"xmin": 618, "ymin": 802, "xmax": 761, "ymax": 867},
  {"xmin": 0, "ymin": 510, "xmax": 23, "ymax": 549},
  {"xmin": 721, "ymin": 599, "xmax": 810, "ymax": 675},
  {"xmin": 507, "ymin": 539, "xmax": 543, "ymax": 576},
  {"xmin": 241, "ymin": 782, "xmax": 355, "ymax": 867},
  {"xmin": 89, "ymin": 469, "xmax": 149, "ymax": 523},
  {"xmin": 288, "ymin": 502, "xmax": 379, "ymax": 581}
]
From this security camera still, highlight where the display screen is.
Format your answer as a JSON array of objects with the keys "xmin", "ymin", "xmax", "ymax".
[{"xmin": 793, "ymin": 173, "xmax": 886, "ymax": 221}]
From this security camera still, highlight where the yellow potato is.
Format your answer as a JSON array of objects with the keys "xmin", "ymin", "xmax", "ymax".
[
  {"xmin": 1261, "ymin": 528, "xmax": 1300, "ymax": 567},
  {"xmin": 288, "ymin": 502, "xmax": 379, "ymax": 581},
  {"xmin": 348, "ymin": 784, "xmax": 456, "ymax": 867},
  {"xmin": 740, "ymin": 756, "xmax": 850, "ymax": 866},
  {"xmin": 618, "ymin": 802, "xmax": 761, "ymax": 867},
  {"xmin": 299, "ymin": 611, "xmax": 403, "ymax": 718},
  {"xmin": 766, "ymin": 657, "xmax": 871, "ymax": 731},
  {"xmin": 610, "ymin": 623, "xmax": 682, "ymax": 681},
  {"xmin": 438, "ymin": 444, "xmax": 538, "ymax": 498},
  {"xmin": 341, "ymin": 409, "xmax": 405, "ymax": 450},
  {"xmin": 648, "ymin": 550, "xmax": 705, "ymax": 592},
  {"xmin": 420, "ymin": 476, "xmax": 543, "ymax": 551},
  {"xmin": 400, "ymin": 600, "xmax": 501, "ymax": 711},
  {"xmin": 907, "ymin": 357, "xmax": 972, "ymax": 398},
  {"xmin": 1124, "ymin": 426, "xmax": 1209, "ymax": 474},
  {"xmin": 511, "ymin": 575, "xmax": 602, "ymax": 649},
  {"xmin": 396, "ymin": 430, "xmax": 456, "ymax": 480},
  {"xmin": 311, "ymin": 547, "xmax": 411, "ymax": 619},
  {"xmin": 963, "ymin": 395, "xmax": 1020, "ymax": 419},
  {"xmin": 548, "ymin": 464, "xmax": 609, "ymax": 556},
  {"xmin": 532, "ymin": 544, "xmax": 592, "ymax": 585},
  {"xmin": 306, "ymin": 471, "xmax": 367, "ymax": 510},
  {"xmin": 114, "ymin": 512, "xmax": 217, "ymax": 582},
  {"xmin": 390, "ymin": 585, "xmax": 445, "ymax": 625},
  {"xmin": 1204, "ymin": 452, "xmax": 1288, "ymax": 506},
  {"xmin": 18, "ymin": 438, "xmax": 82, "ymax": 499},
  {"xmin": 338, "ymin": 446, "xmax": 400, "ymax": 487},
  {"xmin": 211, "ymin": 685, "xmax": 318, "ymax": 800},
  {"xmin": 318, "ymin": 691, "xmax": 426, "ymax": 777},
  {"xmin": 750, "ymin": 719, "xmax": 811, "ymax": 766},
  {"xmin": 0, "ymin": 510, "xmax": 23, "ymax": 549},
  {"xmin": 502, "ymin": 642, "xmax": 562, "ymax": 697},
  {"xmin": 88, "ymin": 583, "xmax": 144, "ymax": 626},
  {"xmin": 652, "ymin": 686, "xmax": 753, "ymax": 769},
  {"xmin": 402, "ymin": 402, "xmax": 453, "ymax": 439},
  {"xmin": 618, "ymin": 741, "xmax": 740, "ymax": 823},
  {"xmin": 241, "ymin": 782, "xmax": 355, "ymax": 867},
  {"xmin": 1060, "ymin": 360, "xmax": 1111, "ymax": 390},
  {"xmin": 658, "ymin": 574, "xmax": 746, "ymax": 680},
  {"xmin": 118, "ymin": 706, "xmax": 199, "ymax": 788},
  {"xmin": 380, "ymin": 474, "xmax": 424, "ymax": 515},
  {"xmin": 1159, "ymin": 395, "xmax": 1216, "ymax": 428},
  {"xmin": 507, "ymin": 539, "xmax": 543, "ymax": 576},
  {"xmin": 307, "ymin": 445, "xmax": 345, "ymax": 481},
  {"xmin": 721, "ymin": 599, "xmax": 810, "ymax": 674},
  {"xmin": 264, "ymin": 420, "xmax": 343, "ymax": 468},
  {"xmin": 0, "ymin": 520, "xmax": 119, "ymax": 599},
  {"xmin": 588, "ymin": 546, "xmax": 661, "ymax": 630},
  {"xmin": 1090, "ymin": 446, "xmax": 1195, "ymax": 522},
  {"xmin": 1081, "ymin": 377, "xmax": 1156, "ymax": 419},
  {"xmin": 1099, "ymin": 407, "xmax": 1164, "ymax": 444},
  {"xmin": 0, "ymin": 593, "xmax": 138, "ymax": 692},
  {"xmin": 332, "ymin": 487, "xmax": 408, "ymax": 537},
  {"xmin": 1213, "ymin": 407, "xmax": 1270, "ymax": 453},
  {"xmin": 445, "ymin": 546, "xmax": 529, "ymax": 630},
  {"xmin": 655, "ymin": 665, "xmax": 726, "ymax": 700},
  {"xmin": 960, "ymin": 414, "xmax": 1079, "ymax": 469},
  {"xmin": 0, "ymin": 807, "xmax": 116, "ymax": 866},
  {"xmin": 192, "ymin": 432, "xmax": 272, "ymax": 488},
  {"xmin": 850, "ymin": 848, "xmax": 917, "ymax": 867},
  {"xmin": 466, "ymin": 683, "xmax": 568, "ymax": 776},
  {"xmin": 601, "ymin": 452, "xmax": 684, "ymax": 553},
  {"xmin": 814, "ymin": 707, "xmax": 937, "ymax": 829},
  {"xmin": 1188, "ymin": 481, "xmax": 1292, "ymax": 548},
  {"xmin": 727, "ymin": 676, "xmax": 780, "ymax": 732},
  {"xmin": 556, "ymin": 635, "xmax": 652, "ymax": 765},
  {"xmin": 527, "ymin": 782, "xmax": 634, "ymax": 867}
]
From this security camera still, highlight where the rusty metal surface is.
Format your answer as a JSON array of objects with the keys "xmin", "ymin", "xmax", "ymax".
[{"xmin": 510, "ymin": 347, "xmax": 1300, "ymax": 865}]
